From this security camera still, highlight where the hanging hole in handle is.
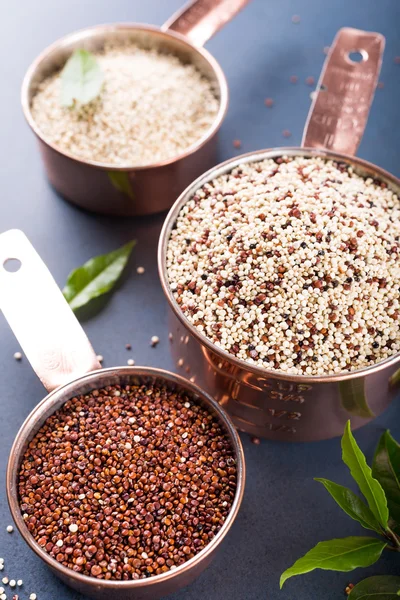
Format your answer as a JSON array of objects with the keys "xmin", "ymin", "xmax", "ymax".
[
  {"xmin": 347, "ymin": 49, "xmax": 369, "ymax": 63},
  {"xmin": 3, "ymin": 258, "xmax": 22, "ymax": 272}
]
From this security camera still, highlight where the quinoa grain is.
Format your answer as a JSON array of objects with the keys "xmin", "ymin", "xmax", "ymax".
[
  {"xmin": 166, "ymin": 156, "xmax": 400, "ymax": 375},
  {"xmin": 31, "ymin": 42, "xmax": 219, "ymax": 167},
  {"xmin": 18, "ymin": 383, "xmax": 236, "ymax": 580}
]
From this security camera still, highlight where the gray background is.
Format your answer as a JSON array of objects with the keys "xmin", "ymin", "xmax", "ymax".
[{"xmin": 1, "ymin": 1, "xmax": 400, "ymax": 599}]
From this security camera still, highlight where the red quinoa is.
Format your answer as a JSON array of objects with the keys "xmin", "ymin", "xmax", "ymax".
[{"xmin": 18, "ymin": 383, "xmax": 237, "ymax": 580}]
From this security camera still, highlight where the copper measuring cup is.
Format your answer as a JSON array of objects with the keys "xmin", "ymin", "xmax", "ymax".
[
  {"xmin": 0, "ymin": 230, "xmax": 245, "ymax": 600},
  {"xmin": 21, "ymin": 0, "xmax": 250, "ymax": 217},
  {"xmin": 158, "ymin": 28, "xmax": 400, "ymax": 442}
]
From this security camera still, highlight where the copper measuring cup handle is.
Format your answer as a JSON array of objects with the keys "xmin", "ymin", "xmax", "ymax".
[
  {"xmin": 0, "ymin": 230, "xmax": 101, "ymax": 392},
  {"xmin": 302, "ymin": 27, "xmax": 385, "ymax": 156},
  {"xmin": 161, "ymin": 0, "xmax": 251, "ymax": 47}
]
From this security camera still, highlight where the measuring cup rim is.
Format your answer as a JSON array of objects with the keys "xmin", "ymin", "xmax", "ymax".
[
  {"xmin": 21, "ymin": 22, "xmax": 229, "ymax": 172},
  {"xmin": 158, "ymin": 145, "xmax": 400, "ymax": 384},
  {"xmin": 7, "ymin": 365, "xmax": 245, "ymax": 590}
]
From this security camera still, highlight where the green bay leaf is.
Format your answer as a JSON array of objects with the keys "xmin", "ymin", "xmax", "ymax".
[
  {"xmin": 342, "ymin": 421, "xmax": 389, "ymax": 529},
  {"xmin": 389, "ymin": 368, "xmax": 400, "ymax": 388},
  {"xmin": 280, "ymin": 537, "xmax": 386, "ymax": 589},
  {"xmin": 315, "ymin": 478, "xmax": 382, "ymax": 533},
  {"xmin": 61, "ymin": 49, "xmax": 103, "ymax": 107},
  {"xmin": 372, "ymin": 431, "xmax": 400, "ymax": 528},
  {"xmin": 63, "ymin": 240, "xmax": 136, "ymax": 312},
  {"xmin": 107, "ymin": 171, "xmax": 135, "ymax": 200},
  {"xmin": 349, "ymin": 575, "xmax": 400, "ymax": 599},
  {"xmin": 339, "ymin": 379, "xmax": 374, "ymax": 418}
]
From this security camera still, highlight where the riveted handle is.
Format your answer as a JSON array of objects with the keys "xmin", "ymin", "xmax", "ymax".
[
  {"xmin": 162, "ymin": 0, "xmax": 250, "ymax": 47},
  {"xmin": 302, "ymin": 28, "xmax": 385, "ymax": 155},
  {"xmin": 0, "ymin": 230, "xmax": 101, "ymax": 392}
]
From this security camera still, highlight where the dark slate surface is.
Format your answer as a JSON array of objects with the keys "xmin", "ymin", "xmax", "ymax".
[{"xmin": 1, "ymin": 1, "xmax": 400, "ymax": 599}]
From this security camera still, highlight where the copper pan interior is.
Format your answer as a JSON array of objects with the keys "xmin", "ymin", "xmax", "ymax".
[
  {"xmin": 21, "ymin": 24, "xmax": 227, "ymax": 170},
  {"xmin": 7, "ymin": 366, "xmax": 245, "ymax": 595},
  {"xmin": 158, "ymin": 146, "xmax": 400, "ymax": 384}
]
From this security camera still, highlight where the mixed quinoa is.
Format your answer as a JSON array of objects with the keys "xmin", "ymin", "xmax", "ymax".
[{"xmin": 166, "ymin": 155, "xmax": 400, "ymax": 375}]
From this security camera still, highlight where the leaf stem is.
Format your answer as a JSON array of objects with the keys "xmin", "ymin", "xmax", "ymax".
[{"xmin": 384, "ymin": 527, "xmax": 400, "ymax": 551}]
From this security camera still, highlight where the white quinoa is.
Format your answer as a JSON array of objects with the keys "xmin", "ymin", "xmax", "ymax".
[
  {"xmin": 31, "ymin": 42, "xmax": 219, "ymax": 166},
  {"xmin": 166, "ymin": 156, "xmax": 400, "ymax": 375}
]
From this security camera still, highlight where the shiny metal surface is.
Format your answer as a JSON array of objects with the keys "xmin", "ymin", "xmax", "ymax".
[
  {"xmin": 0, "ymin": 230, "xmax": 101, "ymax": 391},
  {"xmin": 21, "ymin": 0, "xmax": 250, "ymax": 216},
  {"xmin": 1, "ymin": 233, "xmax": 245, "ymax": 599},
  {"xmin": 162, "ymin": 0, "xmax": 252, "ymax": 47},
  {"xmin": 158, "ymin": 28, "xmax": 400, "ymax": 441},
  {"xmin": 302, "ymin": 28, "xmax": 385, "ymax": 154}
]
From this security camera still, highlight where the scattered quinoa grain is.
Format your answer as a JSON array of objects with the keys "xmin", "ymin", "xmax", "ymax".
[
  {"xmin": 9, "ymin": 580, "xmax": 16, "ymax": 588},
  {"xmin": 17, "ymin": 581, "xmax": 22, "ymax": 587},
  {"xmin": 31, "ymin": 42, "xmax": 219, "ymax": 167},
  {"xmin": 168, "ymin": 332, "xmax": 173, "ymax": 341},
  {"xmin": 136, "ymin": 266, "xmax": 145, "ymax": 275},
  {"xmin": 264, "ymin": 97, "xmax": 274, "ymax": 108},
  {"xmin": 177, "ymin": 358, "xmax": 184, "ymax": 367},
  {"xmin": 306, "ymin": 76, "xmax": 315, "ymax": 86},
  {"xmin": 29, "ymin": 595, "xmax": 37, "ymax": 600},
  {"xmin": 2, "ymin": 578, "xmax": 8, "ymax": 585},
  {"xmin": 6, "ymin": 526, "xmax": 13, "ymax": 533},
  {"xmin": 13, "ymin": 352, "xmax": 22, "ymax": 361},
  {"xmin": 233, "ymin": 139, "xmax": 242, "ymax": 149},
  {"xmin": 127, "ymin": 358, "xmax": 135, "ymax": 366},
  {"xmin": 251, "ymin": 436, "xmax": 261, "ymax": 445},
  {"xmin": 150, "ymin": 335, "xmax": 160, "ymax": 347}
]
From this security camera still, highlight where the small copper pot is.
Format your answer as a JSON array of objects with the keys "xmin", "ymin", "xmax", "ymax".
[
  {"xmin": 21, "ymin": 0, "xmax": 250, "ymax": 216},
  {"xmin": 0, "ymin": 230, "xmax": 245, "ymax": 599},
  {"xmin": 159, "ymin": 28, "xmax": 400, "ymax": 442}
]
